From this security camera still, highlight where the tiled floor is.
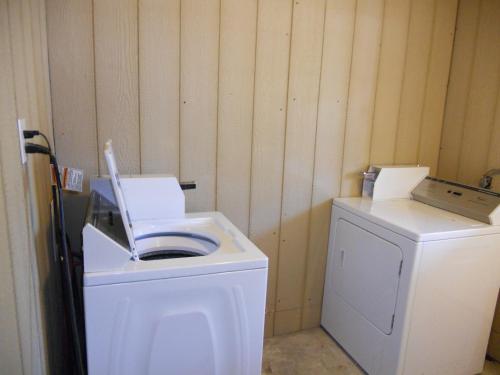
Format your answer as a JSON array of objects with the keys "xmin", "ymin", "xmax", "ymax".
[{"xmin": 262, "ymin": 328, "xmax": 500, "ymax": 375}]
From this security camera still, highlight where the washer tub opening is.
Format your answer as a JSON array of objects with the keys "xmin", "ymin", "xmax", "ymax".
[{"xmin": 135, "ymin": 232, "xmax": 220, "ymax": 261}]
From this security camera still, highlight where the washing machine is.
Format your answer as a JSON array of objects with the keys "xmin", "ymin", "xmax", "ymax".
[
  {"xmin": 322, "ymin": 176, "xmax": 500, "ymax": 375},
  {"xmin": 82, "ymin": 141, "xmax": 268, "ymax": 375}
]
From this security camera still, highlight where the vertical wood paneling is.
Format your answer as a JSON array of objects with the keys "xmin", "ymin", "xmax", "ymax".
[
  {"xmin": 46, "ymin": 0, "xmax": 461, "ymax": 337},
  {"xmin": 46, "ymin": 0, "xmax": 97, "ymax": 192},
  {"xmin": 20, "ymin": 0, "xmax": 41, "ymax": 133},
  {"xmin": 394, "ymin": 0, "xmax": 435, "ymax": 165},
  {"xmin": 457, "ymin": 0, "xmax": 500, "ymax": 185},
  {"xmin": 340, "ymin": 0, "xmax": 384, "ymax": 197},
  {"xmin": 6, "ymin": 2, "xmax": 45, "ymax": 371},
  {"xmin": 0, "ymin": 171, "xmax": 23, "ymax": 375},
  {"xmin": 7, "ymin": 0, "xmax": 32, "ymax": 124},
  {"xmin": 438, "ymin": 0, "xmax": 481, "ymax": 180},
  {"xmin": 370, "ymin": 0, "xmax": 411, "ymax": 165},
  {"xmin": 1, "ymin": 0, "xmax": 52, "ymax": 371},
  {"xmin": 487, "ymin": 93, "xmax": 500, "ymax": 174},
  {"xmin": 29, "ymin": 0, "xmax": 52, "ymax": 139},
  {"xmin": 301, "ymin": 0, "xmax": 356, "ymax": 329},
  {"xmin": 0, "ymin": 3, "xmax": 25, "ymax": 372},
  {"xmin": 417, "ymin": 0, "xmax": 458, "ymax": 174},
  {"xmin": 33, "ymin": 0, "xmax": 53, "ymax": 135},
  {"xmin": 139, "ymin": 0, "xmax": 180, "ymax": 175},
  {"xmin": 180, "ymin": 0, "xmax": 220, "ymax": 211},
  {"xmin": 216, "ymin": 0, "xmax": 258, "ymax": 233},
  {"xmin": 94, "ymin": 0, "xmax": 140, "ymax": 174},
  {"xmin": 274, "ymin": 0, "xmax": 325, "ymax": 335},
  {"xmin": 24, "ymin": 2, "xmax": 58, "ymax": 367},
  {"xmin": 249, "ymin": 0, "xmax": 293, "ymax": 337}
]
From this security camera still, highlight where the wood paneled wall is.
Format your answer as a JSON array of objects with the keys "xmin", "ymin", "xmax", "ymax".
[
  {"xmin": 47, "ymin": 0, "xmax": 458, "ymax": 336},
  {"xmin": 1, "ymin": 0, "xmax": 58, "ymax": 373},
  {"xmin": 438, "ymin": 0, "xmax": 500, "ymax": 187},
  {"xmin": 437, "ymin": 0, "xmax": 500, "ymax": 360}
]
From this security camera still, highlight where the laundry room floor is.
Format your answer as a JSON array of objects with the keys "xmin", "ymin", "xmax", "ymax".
[{"xmin": 261, "ymin": 328, "xmax": 500, "ymax": 375}]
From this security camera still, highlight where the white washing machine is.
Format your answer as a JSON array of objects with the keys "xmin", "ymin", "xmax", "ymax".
[
  {"xmin": 82, "ymin": 141, "xmax": 268, "ymax": 375},
  {"xmin": 322, "ymin": 176, "xmax": 500, "ymax": 375}
]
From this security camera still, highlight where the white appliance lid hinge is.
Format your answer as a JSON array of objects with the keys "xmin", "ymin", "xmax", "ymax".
[
  {"xmin": 398, "ymin": 260, "xmax": 403, "ymax": 276},
  {"xmin": 391, "ymin": 314, "xmax": 395, "ymax": 329}
]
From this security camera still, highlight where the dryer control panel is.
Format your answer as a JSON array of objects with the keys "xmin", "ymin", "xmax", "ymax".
[{"xmin": 411, "ymin": 177, "xmax": 500, "ymax": 225}]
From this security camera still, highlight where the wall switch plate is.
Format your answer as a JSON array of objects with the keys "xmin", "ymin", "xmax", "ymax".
[{"xmin": 17, "ymin": 118, "xmax": 27, "ymax": 165}]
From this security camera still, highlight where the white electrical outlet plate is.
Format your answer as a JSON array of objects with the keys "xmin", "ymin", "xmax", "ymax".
[{"xmin": 17, "ymin": 118, "xmax": 27, "ymax": 165}]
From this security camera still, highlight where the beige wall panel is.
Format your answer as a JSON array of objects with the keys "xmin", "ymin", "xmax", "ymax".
[
  {"xmin": 5, "ymin": 2, "xmax": 47, "ymax": 372},
  {"xmin": 24, "ymin": 2, "xmax": 60, "ymax": 370},
  {"xmin": 216, "ymin": 0, "xmax": 258, "ymax": 234},
  {"xmin": 46, "ymin": 0, "xmax": 97, "ymax": 192},
  {"xmin": 340, "ymin": 0, "xmax": 384, "ymax": 197},
  {"xmin": 487, "ymin": 92, "xmax": 500, "ymax": 173},
  {"xmin": 457, "ymin": 0, "xmax": 500, "ymax": 185},
  {"xmin": 45, "ymin": 0, "xmax": 461, "ymax": 338},
  {"xmin": 33, "ymin": 0, "xmax": 53, "ymax": 136},
  {"xmin": 0, "ymin": 174, "xmax": 23, "ymax": 375},
  {"xmin": 418, "ymin": 0, "xmax": 458, "ymax": 175},
  {"xmin": 394, "ymin": 0, "xmax": 435, "ymax": 165},
  {"xmin": 139, "ymin": 0, "xmax": 180, "ymax": 175},
  {"xmin": 1, "ymin": 4, "xmax": 45, "ymax": 373},
  {"xmin": 370, "ymin": 0, "xmax": 411, "ymax": 165},
  {"xmin": 20, "ymin": 0, "xmax": 41, "ymax": 131},
  {"xmin": 7, "ymin": 0, "xmax": 32, "ymax": 123},
  {"xmin": 0, "ymin": 3, "xmax": 24, "ymax": 372},
  {"xmin": 94, "ymin": 0, "xmax": 140, "ymax": 174},
  {"xmin": 180, "ymin": 0, "xmax": 219, "ymax": 211},
  {"xmin": 264, "ymin": 311, "xmax": 274, "ymax": 338},
  {"xmin": 301, "ymin": 0, "xmax": 356, "ymax": 328},
  {"xmin": 34, "ymin": 0, "xmax": 64, "ymax": 349},
  {"xmin": 301, "ymin": 304, "xmax": 322, "ymax": 330},
  {"xmin": 274, "ymin": 308, "xmax": 301, "ymax": 336},
  {"xmin": 249, "ymin": 0, "xmax": 293, "ymax": 335},
  {"xmin": 28, "ymin": 0, "xmax": 51, "ymax": 138},
  {"xmin": 437, "ymin": 0, "xmax": 481, "ymax": 180},
  {"xmin": 275, "ymin": 0, "xmax": 325, "ymax": 319}
]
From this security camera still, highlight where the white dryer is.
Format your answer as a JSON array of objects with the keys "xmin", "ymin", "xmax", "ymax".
[
  {"xmin": 82, "ymin": 141, "xmax": 267, "ymax": 375},
  {"xmin": 322, "ymin": 179, "xmax": 500, "ymax": 375}
]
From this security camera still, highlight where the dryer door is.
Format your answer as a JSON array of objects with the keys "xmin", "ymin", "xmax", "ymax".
[{"xmin": 332, "ymin": 219, "xmax": 403, "ymax": 334}]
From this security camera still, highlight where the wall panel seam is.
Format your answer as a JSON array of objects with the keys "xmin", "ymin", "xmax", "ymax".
[
  {"xmin": 436, "ymin": 0, "xmax": 460, "ymax": 178},
  {"xmin": 38, "ymin": 0, "xmax": 54, "ymax": 144},
  {"xmin": 367, "ymin": 0, "xmax": 387, "ymax": 164},
  {"xmin": 214, "ymin": 0, "xmax": 222, "ymax": 210},
  {"xmin": 247, "ymin": 0, "xmax": 261, "ymax": 236},
  {"xmin": 178, "ymin": 0, "xmax": 182, "ymax": 177},
  {"xmin": 392, "ymin": 0, "xmax": 413, "ymax": 164},
  {"xmin": 273, "ymin": 0, "xmax": 295, "ymax": 324},
  {"xmin": 41, "ymin": 0, "xmax": 56, "ymax": 150},
  {"xmin": 91, "ymin": 0, "xmax": 100, "ymax": 174},
  {"xmin": 338, "ymin": 0, "xmax": 359, "ymax": 196},
  {"xmin": 485, "ymin": 65, "xmax": 500, "ymax": 163},
  {"xmin": 299, "ymin": 0, "xmax": 327, "ymax": 326},
  {"xmin": 416, "ymin": 0, "xmax": 438, "ymax": 165},
  {"xmin": 136, "ymin": 0, "xmax": 141, "ymax": 174},
  {"xmin": 456, "ymin": 0, "xmax": 483, "ymax": 180}
]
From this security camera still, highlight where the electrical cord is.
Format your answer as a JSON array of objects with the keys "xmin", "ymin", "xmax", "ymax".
[
  {"xmin": 24, "ymin": 135, "xmax": 85, "ymax": 375},
  {"xmin": 23, "ymin": 130, "xmax": 52, "ymax": 153}
]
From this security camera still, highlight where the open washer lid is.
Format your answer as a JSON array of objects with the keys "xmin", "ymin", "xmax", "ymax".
[
  {"xmin": 104, "ymin": 140, "xmax": 139, "ymax": 260},
  {"xmin": 103, "ymin": 140, "xmax": 220, "ymax": 262}
]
